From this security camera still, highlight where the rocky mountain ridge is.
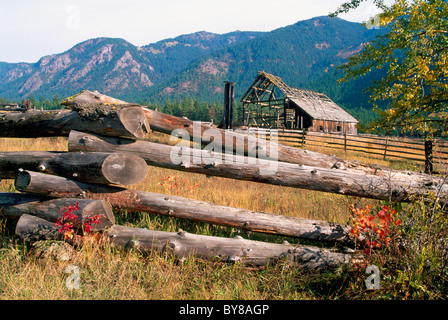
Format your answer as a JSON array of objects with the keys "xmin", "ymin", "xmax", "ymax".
[{"xmin": 0, "ymin": 16, "xmax": 381, "ymax": 111}]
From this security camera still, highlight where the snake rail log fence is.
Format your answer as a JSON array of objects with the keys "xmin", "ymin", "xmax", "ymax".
[{"xmin": 1, "ymin": 90, "xmax": 446, "ymax": 269}]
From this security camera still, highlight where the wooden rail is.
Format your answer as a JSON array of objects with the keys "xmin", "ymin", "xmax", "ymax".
[{"xmin": 245, "ymin": 128, "xmax": 448, "ymax": 168}]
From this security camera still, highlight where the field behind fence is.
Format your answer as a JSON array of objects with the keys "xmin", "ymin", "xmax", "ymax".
[{"xmin": 245, "ymin": 128, "xmax": 448, "ymax": 171}]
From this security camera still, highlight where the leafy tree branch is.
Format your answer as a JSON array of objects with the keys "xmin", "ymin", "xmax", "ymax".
[{"xmin": 332, "ymin": 0, "xmax": 448, "ymax": 138}]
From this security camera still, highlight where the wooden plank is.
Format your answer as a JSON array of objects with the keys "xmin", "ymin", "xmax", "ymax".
[
  {"xmin": 325, "ymin": 141, "xmax": 425, "ymax": 156},
  {"xmin": 304, "ymin": 142, "xmax": 427, "ymax": 162},
  {"xmin": 306, "ymin": 135, "xmax": 425, "ymax": 152}
]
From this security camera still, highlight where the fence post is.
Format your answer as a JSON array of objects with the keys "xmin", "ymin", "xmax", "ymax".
[
  {"xmin": 301, "ymin": 130, "xmax": 306, "ymax": 147},
  {"xmin": 425, "ymin": 139, "xmax": 433, "ymax": 174},
  {"xmin": 223, "ymin": 81, "xmax": 235, "ymax": 129},
  {"xmin": 344, "ymin": 132, "xmax": 347, "ymax": 152},
  {"xmin": 383, "ymin": 139, "xmax": 389, "ymax": 161}
]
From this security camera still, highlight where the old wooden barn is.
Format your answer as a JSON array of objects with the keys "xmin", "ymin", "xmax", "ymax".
[{"xmin": 240, "ymin": 71, "xmax": 358, "ymax": 135}]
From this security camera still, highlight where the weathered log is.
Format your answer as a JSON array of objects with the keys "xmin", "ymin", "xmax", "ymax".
[
  {"xmin": 15, "ymin": 170, "xmax": 354, "ymax": 244},
  {"xmin": 62, "ymin": 89, "xmax": 129, "ymax": 106},
  {"xmin": 61, "ymin": 90, "xmax": 344, "ymax": 169},
  {"xmin": 105, "ymin": 225, "xmax": 356, "ymax": 268},
  {"xmin": 1, "ymin": 194, "xmax": 114, "ymax": 231},
  {"xmin": 0, "ymin": 151, "xmax": 148, "ymax": 186},
  {"xmin": 61, "ymin": 90, "xmax": 414, "ymax": 178},
  {"xmin": 16, "ymin": 214, "xmax": 65, "ymax": 242},
  {"xmin": 68, "ymin": 130, "xmax": 448, "ymax": 204},
  {"xmin": 15, "ymin": 170, "xmax": 92, "ymax": 195},
  {"xmin": 15, "ymin": 214, "xmax": 357, "ymax": 268},
  {"xmin": 0, "ymin": 94, "xmax": 150, "ymax": 139},
  {"xmin": 0, "ymin": 192, "xmax": 45, "ymax": 207}
]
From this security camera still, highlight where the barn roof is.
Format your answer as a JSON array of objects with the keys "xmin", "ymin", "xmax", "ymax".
[{"xmin": 242, "ymin": 71, "xmax": 358, "ymax": 123}]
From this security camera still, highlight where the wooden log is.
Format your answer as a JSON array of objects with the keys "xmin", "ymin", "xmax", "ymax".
[
  {"xmin": 62, "ymin": 89, "xmax": 129, "ymax": 106},
  {"xmin": 0, "ymin": 151, "xmax": 148, "ymax": 186},
  {"xmin": 15, "ymin": 170, "xmax": 354, "ymax": 244},
  {"xmin": 62, "ymin": 90, "xmax": 446, "ymax": 180},
  {"xmin": 0, "ymin": 95, "xmax": 150, "ymax": 139},
  {"xmin": 15, "ymin": 171, "xmax": 91, "ymax": 195},
  {"xmin": 1, "ymin": 194, "xmax": 115, "ymax": 231},
  {"xmin": 16, "ymin": 214, "xmax": 65, "ymax": 242},
  {"xmin": 68, "ymin": 131, "xmax": 448, "ymax": 204},
  {"xmin": 0, "ymin": 192, "xmax": 45, "ymax": 207},
  {"xmin": 15, "ymin": 214, "xmax": 357, "ymax": 269},
  {"xmin": 105, "ymin": 225, "xmax": 356, "ymax": 268},
  {"xmin": 60, "ymin": 90, "xmax": 363, "ymax": 172}
]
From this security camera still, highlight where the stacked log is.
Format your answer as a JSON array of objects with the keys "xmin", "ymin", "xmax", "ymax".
[
  {"xmin": 68, "ymin": 130, "xmax": 448, "ymax": 204},
  {"xmin": 14, "ymin": 170, "xmax": 355, "ymax": 244},
  {"xmin": 9, "ymin": 89, "xmax": 445, "ymax": 268},
  {"xmin": 1, "ymin": 196, "xmax": 115, "ymax": 231},
  {"xmin": 2, "ymin": 166, "xmax": 359, "ymax": 268},
  {"xmin": 16, "ymin": 213, "xmax": 355, "ymax": 268},
  {"xmin": 0, "ymin": 95, "xmax": 150, "ymax": 139},
  {"xmin": 2, "ymin": 90, "xmax": 444, "ymax": 203},
  {"xmin": 0, "ymin": 151, "xmax": 148, "ymax": 185}
]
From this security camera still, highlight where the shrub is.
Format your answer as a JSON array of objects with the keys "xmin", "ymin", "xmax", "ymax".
[
  {"xmin": 347, "ymin": 195, "xmax": 448, "ymax": 299},
  {"xmin": 55, "ymin": 202, "xmax": 103, "ymax": 240}
]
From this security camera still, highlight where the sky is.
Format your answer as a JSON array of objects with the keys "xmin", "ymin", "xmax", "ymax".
[{"xmin": 0, "ymin": 0, "xmax": 391, "ymax": 63}]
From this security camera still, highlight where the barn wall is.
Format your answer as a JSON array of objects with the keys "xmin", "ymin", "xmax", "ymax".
[{"xmin": 311, "ymin": 120, "xmax": 357, "ymax": 135}]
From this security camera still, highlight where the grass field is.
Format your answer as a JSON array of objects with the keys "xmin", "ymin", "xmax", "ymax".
[{"xmin": 0, "ymin": 134, "xmax": 447, "ymax": 300}]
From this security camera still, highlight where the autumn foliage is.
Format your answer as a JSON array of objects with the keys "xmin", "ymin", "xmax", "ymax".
[
  {"xmin": 349, "ymin": 203, "xmax": 402, "ymax": 256},
  {"xmin": 158, "ymin": 175, "xmax": 199, "ymax": 195},
  {"xmin": 54, "ymin": 202, "xmax": 102, "ymax": 240}
]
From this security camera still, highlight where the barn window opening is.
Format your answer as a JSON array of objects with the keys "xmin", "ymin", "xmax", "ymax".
[{"xmin": 337, "ymin": 125, "xmax": 342, "ymax": 132}]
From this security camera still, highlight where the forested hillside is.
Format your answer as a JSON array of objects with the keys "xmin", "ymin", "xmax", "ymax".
[
  {"xmin": 144, "ymin": 16, "xmax": 384, "ymax": 126},
  {"xmin": 0, "ymin": 16, "xmax": 384, "ymax": 128}
]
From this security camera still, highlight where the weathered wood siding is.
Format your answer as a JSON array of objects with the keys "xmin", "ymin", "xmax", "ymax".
[{"xmin": 311, "ymin": 120, "xmax": 357, "ymax": 135}]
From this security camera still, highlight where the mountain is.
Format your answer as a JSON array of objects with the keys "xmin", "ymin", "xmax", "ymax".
[
  {"xmin": 0, "ymin": 31, "xmax": 264, "ymax": 101},
  {"xmin": 0, "ymin": 16, "xmax": 382, "ymax": 116},
  {"xmin": 150, "ymin": 16, "xmax": 383, "ymax": 111},
  {"xmin": 141, "ymin": 30, "xmax": 263, "ymax": 82},
  {"xmin": 0, "ymin": 38, "xmax": 156, "ymax": 99}
]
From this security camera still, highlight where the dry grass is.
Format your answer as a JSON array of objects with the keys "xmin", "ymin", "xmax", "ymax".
[
  {"xmin": 0, "ymin": 136, "xmax": 68, "ymax": 152},
  {"xmin": 0, "ymin": 237, "xmax": 318, "ymax": 299},
  {"xmin": 0, "ymin": 134, "xmax": 426, "ymax": 300}
]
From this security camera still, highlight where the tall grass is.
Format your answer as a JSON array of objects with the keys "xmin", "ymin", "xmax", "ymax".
[{"xmin": 0, "ymin": 135, "xmax": 446, "ymax": 300}]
